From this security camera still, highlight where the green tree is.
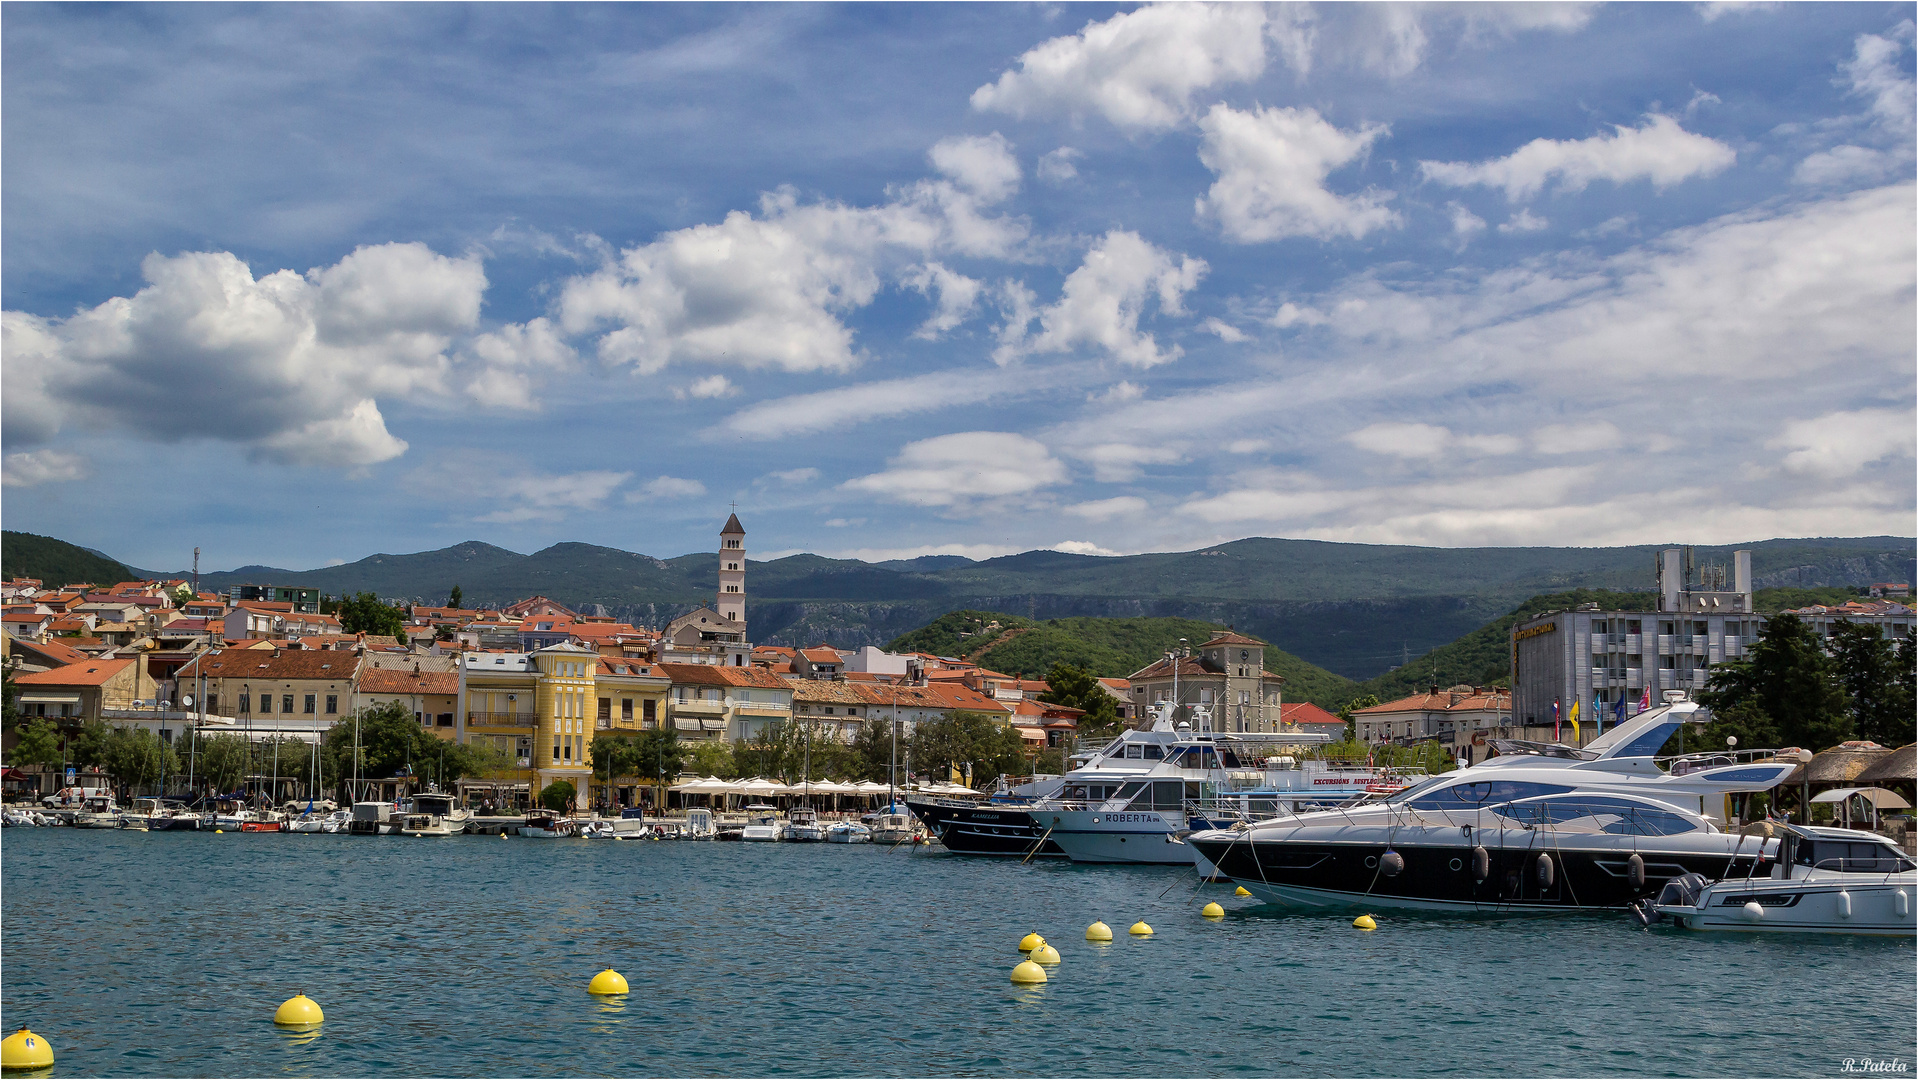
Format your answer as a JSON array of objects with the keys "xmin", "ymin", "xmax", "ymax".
[
  {"xmin": 539, "ymin": 780, "xmax": 576, "ymax": 812},
  {"xmin": 2, "ymin": 658, "xmax": 19, "ymax": 734},
  {"xmin": 448, "ymin": 584, "xmax": 463, "ymax": 609},
  {"xmin": 1697, "ymin": 614, "xmax": 1850, "ymax": 751},
  {"xmin": 10, "ymin": 718, "xmax": 63, "ymax": 770},
  {"xmin": 1338, "ymin": 694, "xmax": 1381, "ymax": 741},
  {"xmin": 1038, "ymin": 662, "xmax": 1122, "ymax": 739},
  {"xmin": 849, "ymin": 718, "xmax": 903, "ymax": 783},
  {"xmin": 681, "ymin": 739, "xmax": 733, "ymax": 778},
  {"xmin": 67, "ymin": 718, "xmax": 112, "ymax": 770},
  {"xmin": 337, "ymin": 592, "xmax": 409, "ymax": 643},
  {"xmin": 319, "ymin": 703, "xmax": 487, "ymax": 799},
  {"xmin": 908, "ymin": 711, "xmax": 1027, "ymax": 788},
  {"xmin": 101, "ymin": 726, "xmax": 180, "ymax": 793},
  {"xmin": 1828, "ymin": 622, "xmax": 1912, "ymax": 747},
  {"xmin": 196, "ymin": 734, "xmax": 252, "ymax": 793}
]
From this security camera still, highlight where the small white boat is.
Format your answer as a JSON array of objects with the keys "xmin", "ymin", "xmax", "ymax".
[
  {"xmin": 740, "ymin": 804, "xmax": 785, "ymax": 842},
  {"xmin": 680, "ymin": 808, "xmax": 718, "ymax": 840},
  {"xmin": 786, "ymin": 806, "xmax": 825, "ymax": 842},
  {"xmin": 288, "ymin": 812, "xmax": 328, "ymax": 833},
  {"xmin": 74, "ymin": 795, "xmax": 126, "ymax": 829},
  {"xmin": 518, "ymin": 809, "xmax": 578, "ymax": 838},
  {"xmin": 868, "ymin": 811, "xmax": 917, "ymax": 845},
  {"xmin": 1647, "ymin": 823, "xmax": 1917, "ymax": 935},
  {"xmin": 826, "ymin": 820, "xmax": 872, "ymax": 844},
  {"xmin": 2, "ymin": 809, "xmax": 44, "ymax": 827},
  {"xmin": 577, "ymin": 820, "xmax": 616, "ymax": 839},
  {"xmin": 318, "ymin": 810, "xmax": 352, "ymax": 834},
  {"xmin": 398, "ymin": 794, "xmax": 464, "ymax": 837}
]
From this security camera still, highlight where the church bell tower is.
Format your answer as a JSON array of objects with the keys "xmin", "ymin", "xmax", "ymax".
[{"xmin": 718, "ymin": 512, "xmax": 746, "ymax": 627}]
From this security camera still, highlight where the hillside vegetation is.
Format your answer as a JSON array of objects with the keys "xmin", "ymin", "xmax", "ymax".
[
  {"xmin": 886, "ymin": 610, "xmax": 1359, "ymax": 709},
  {"xmin": 1, "ymin": 531, "xmax": 132, "ymax": 588}
]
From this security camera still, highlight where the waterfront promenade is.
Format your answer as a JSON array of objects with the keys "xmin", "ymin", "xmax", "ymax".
[{"xmin": 3, "ymin": 827, "xmax": 1912, "ymax": 1077}]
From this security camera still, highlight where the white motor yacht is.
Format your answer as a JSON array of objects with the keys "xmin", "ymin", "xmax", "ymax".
[
  {"xmin": 1645, "ymin": 824, "xmax": 1917, "ymax": 934},
  {"xmin": 1188, "ymin": 696, "xmax": 1806, "ymax": 913},
  {"xmin": 318, "ymin": 809, "xmax": 352, "ymax": 833},
  {"xmin": 786, "ymin": 806, "xmax": 825, "ymax": 842},
  {"xmin": 740, "ymin": 804, "xmax": 785, "ymax": 841},
  {"xmin": 826, "ymin": 820, "xmax": 872, "ymax": 843}
]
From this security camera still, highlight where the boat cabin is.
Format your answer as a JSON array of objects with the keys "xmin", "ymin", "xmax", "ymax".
[{"xmin": 1780, "ymin": 827, "xmax": 1914, "ymax": 876}]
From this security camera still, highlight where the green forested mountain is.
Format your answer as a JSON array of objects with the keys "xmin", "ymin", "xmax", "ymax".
[
  {"xmin": 1, "ymin": 531, "xmax": 133, "ymax": 588},
  {"xmin": 885, "ymin": 609, "xmax": 1361, "ymax": 708},
  {"xmin": 22, "ymin": 530, "xmax": 1907, "ymax": 681}
]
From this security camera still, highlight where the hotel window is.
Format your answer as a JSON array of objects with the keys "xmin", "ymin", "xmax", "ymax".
[
  {"xmin": 326, "ymin": 695, "xmax": 337, "ymax": 714},
  {"xmin": 553, "ymin": 742, "xmax": 561, "ymax": 762},
  {"xmin": 304, "ymin": 694, "xmax": 316, "ymax": 714},
  {"xmin": 621, "ymin": 699, "xmax": 634, "ymax": 720},
  {"xmin": 643, "ymin": 699, "xmax": 657, "ymax": 722},
  {"xmin": 258, "ymin": 695, "xmax": 271, "ymax": 714},
  {"xmin": 598, "ymin": 697, "xmax": 612, "ymax": 720},
  {"xmin": 282, "ymin": 694, "xmax": 294, "ymax": 713}
]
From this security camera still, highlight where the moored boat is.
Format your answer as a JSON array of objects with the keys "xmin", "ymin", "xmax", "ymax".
[
  {"xmin": 517, "ymin": 808, "xmax": 577, "ymax": 837},
  {"xmin": 825, "ymin": 819, "xmax": 872, "ymax": 843},
  {"xmin": 740, "ymin": 804, "xmax": 785, "ymax": 841},
  {"xmin": 786, "ymin": 806, "xmax": 825, "ymax": 842},
  {"xmin": 73, "ymin": 795, "xmax": 126, "ymax": 829},
  {"xmin": 1644, "ymin": 823, "xmax": 1917, "ymax": 934},
  {"xmin": 1189, "ymin": 696, "xmax": 1805, "ymax": 913}
]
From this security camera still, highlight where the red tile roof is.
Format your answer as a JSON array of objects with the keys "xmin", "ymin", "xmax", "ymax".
[
  {"xmin": 1279, "ymin": 701, "xmax": 1344, "ymax": 727},
  {"xmin": 359, "ymin": 668, "xmax": 459, "ymax": 696},
  {"xmin": 1201, "ymin": 631, "xmax": 1267, "ymax": 647},
  {"xmin": 15, "ymin": 658, "xmax": 135, "ymax": 687},
  {"xmin": 177, "ymin": 649, "xmax": 362, "ymax": 681}
]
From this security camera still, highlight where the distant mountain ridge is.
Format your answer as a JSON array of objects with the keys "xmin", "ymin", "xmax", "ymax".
[{"xmin": 24, "ymin": 531, "xmax": 1910, "ymax": 681}]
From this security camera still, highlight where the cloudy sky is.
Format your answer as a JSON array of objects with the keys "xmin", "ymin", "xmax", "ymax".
[{"xmin": 4, "ymin": 3, "xmax": 1913, "ymax": 572}]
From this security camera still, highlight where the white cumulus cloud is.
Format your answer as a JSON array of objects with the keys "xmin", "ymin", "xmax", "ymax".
[
  {"xmin": 1038, "ymin": 147, "xmax": 1084, "ymax": 184},
  {"xmin": 842, "ymin": 431, "xmax": 1067, "ymax": 508},
  {"xmin": 2, "ymin": 242, "xmax": 486, "ymax": 467},
  {"xmin": 996, "ymin": 231, "xmax": 1205, "ymax": 367},
  {"xmin": 641, "ymin": 475, "xmax": 708, "ymax": 499},
  {"xmin": 1064, "ymin": 495, "xmax": 1149, "ymax": 521},
  {"xmin": 1769, "ymin": 408, "xmax": 1916, "ymax": 478},
  {"xmin": 1196, "ymin": 104, "xmax": 1397, "ymax": 243},
  {"xmin": 928, "ymin": 133, "xmax": 1021, "ymax": 203},
  {"xmin": 1052, "ymin": 540, "xmax": 1122, "ymax": 556},
  {"xmin": 1420, "ymin": 114, "xmax": 1736, "ymax": 201},
  {"xmin": 904, "ymin": 262, "xmax": 985, "ymax": 339},
  {"xmin": 1346, "ymin": 422, "xmax": 1520, "ymax": 459},
  {"xmin": 1, "ymin": 449, "xmax": 90, "ymax": 487},
  {"xmin": 970, "ymin": 2, "xmax": 1268, "ymax": 131}
]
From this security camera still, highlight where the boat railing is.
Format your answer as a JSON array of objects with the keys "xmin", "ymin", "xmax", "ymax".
[{"xmin": 1657, "ymin": 747, "xmax": 1795, "ymax": 774}]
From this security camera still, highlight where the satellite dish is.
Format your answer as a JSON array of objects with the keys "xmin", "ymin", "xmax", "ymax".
[{"xmin": 181, "ymin": 695, "xmax": 194, "ymax": 709}]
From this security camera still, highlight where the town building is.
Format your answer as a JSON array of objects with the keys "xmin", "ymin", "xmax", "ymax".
[
  {"xmin": 454, "ymin": 642, "xmax": 600, "ymax": 804},
  {"xmin": 657, "ymin": 662, "xmax": 793, "ymax": 741},
  {"xmin": 359, "ymin": 665, "xmax": 460, "ymax": 738},
  {"xmin": 14, "ymin": 657, "xmax": 160, "ymax": 724},
  {"xmin": 1511, "ymin": 547, "xmax": 1915, "ymax": 745},
  {"xmin": 228, "ymin": 583, "xmax": 321, "ymax": 614},
  {"xmin": 175, "ymin": 648, "xmax": 362, "ymax": 738},
  {"xmin": 1352, "ymin": 686, "xmax": 1518, "ymax": 762},
  {"xmin": 717, "ymin": 513, "xmax": 746, "ymax": 625},
  {"xmin": 1124, "ymin": 632, "xmax": 1289, "ymax": 733}
]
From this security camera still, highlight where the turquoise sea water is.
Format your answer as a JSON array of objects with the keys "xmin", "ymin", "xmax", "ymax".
[{"xmin": 2, "ymin": 828, "xmax": 1912, "ymax": 1077}]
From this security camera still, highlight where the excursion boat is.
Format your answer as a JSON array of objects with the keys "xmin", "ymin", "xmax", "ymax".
[
  {"xmin": 1187, "ymin": 695, "xmax": 1804, "ymax": 913},
  {"xmin": 1644, "ymin": 824, "xmax": 1917, "ymax": 934},
  {"xmin": 680, "ymin": 808, "xmax": 718, "ymax": 840},
  {"xmin": 786, "ymin": 806, "xmax": 825, "ymax": 842},
  {"xmin": 740, "ymin": 804, "xmax": 785, "ymax": 841}
]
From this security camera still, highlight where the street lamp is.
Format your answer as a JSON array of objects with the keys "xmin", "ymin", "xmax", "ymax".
[{"xmin": 242, "ymin": 682, "xmax": 251, "ymax": 807}]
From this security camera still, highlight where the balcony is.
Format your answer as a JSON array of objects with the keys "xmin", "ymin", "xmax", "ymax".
[
  {"xmin": 1590, "ymin": 635, "xmax": 1609, "ymax": 654},
  {"xmin": 670, "ymin": 698, "xmax": 725, "ymax": 716},
  {"xmin": 1625, "ymin": 633, "xmax": 1642, "ymax": 654},
  {"xmin": 467, "ymin": 711, "xmax": 536, "ymax": 728},
  {"xmin": 1656, "ymin": 634, "xmax": 1673, "ymax": 656}
]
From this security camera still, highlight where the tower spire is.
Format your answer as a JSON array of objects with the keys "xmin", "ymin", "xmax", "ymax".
[{"xmin": 718, "ymin": 512, "xmax": 745, "ymax": 628}]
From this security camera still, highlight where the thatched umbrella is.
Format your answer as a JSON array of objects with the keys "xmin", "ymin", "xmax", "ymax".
[
  {"xmin": 1791, "ymin": 741, "xmax": 1893, "ymax": 824},
  {"xmin": 1855, "ymin": 743, "xmax": 1915, "ymax": 786}
]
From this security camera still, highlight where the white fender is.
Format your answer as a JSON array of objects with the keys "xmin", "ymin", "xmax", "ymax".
[
  {"xmin": 1897, "ymin": 890, "xmax": 1910, "ymax": 918},
  {"xmin": 1836, "ymin": 890, "xmax": 1852, "ymax": 919},
  {"xmin": 1742, "ymin": 901, "xmax": 1765, "ymax": 921}
]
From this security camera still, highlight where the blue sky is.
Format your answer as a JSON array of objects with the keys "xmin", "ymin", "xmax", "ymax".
[{"xmin": 4, "ymin": 2, "xmax": 1913, "ymax": 573}]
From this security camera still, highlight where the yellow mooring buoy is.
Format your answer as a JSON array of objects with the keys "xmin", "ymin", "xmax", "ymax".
[
  {"xmin": 1201, "ymin": 902, "xmax": 1224, "ymax": 919},
  {"xmin": 588, "ymin": 969, "xmax": 629, "ymax": 995},
  {"xmin": 1, "ymin": 1028, "xmax": 54, "ymax": 1071},
  {"xmin": 1129, "ymin": 921, "xmax": 1153, "ymax": 936},
  {"xmin": 1085, "ymin": 920, "xmax": 1113, "ymax": 942},
  {"xmin": 1017, "ymin": 932, "xmax": 1045, "ymax": 953},
  {"xmin": 1234, "ymin": 886, "xmax": 1252, "ymax": 897},
  {"xmin": 1353, "ymin": 914, "xmax": 1377, "ymax": 931},
  {"xmin": 1010, "ymin": 959, "xmax": 1047, "ymax": 984},
  {"xmin": 1029, "ymin": 943, "xmax": 1061, "ymax": 965},
  {"xmin": 273, "ymin": 995, "xmax": 324, "ymax": 1027}
]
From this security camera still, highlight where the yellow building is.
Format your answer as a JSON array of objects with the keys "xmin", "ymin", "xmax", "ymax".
[{"xmin": 457, "ymin": 643, "xmax": 669, "ymax": 810}]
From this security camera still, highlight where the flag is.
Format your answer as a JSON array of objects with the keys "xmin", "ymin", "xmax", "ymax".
[
  {"xmin": 1639, "ymin": 687, "xmax": 1651, "ymax": 711},
  {"xmin": 1568, "ymin": 700, "xmax": 1581, "ymax": 742},
  {"xmin": 1553, "ymin": 699, "xmax": 1561, "ymax": 740}
]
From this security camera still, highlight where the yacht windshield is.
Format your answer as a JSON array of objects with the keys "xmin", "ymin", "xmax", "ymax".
[
  {"xmin": 1405, "ymin": 781, "xmax": 1574, "ymax": 810},
  {"xmin": 1491, "ymin": 795, "xmax": 1699, "ymax": 836}
]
